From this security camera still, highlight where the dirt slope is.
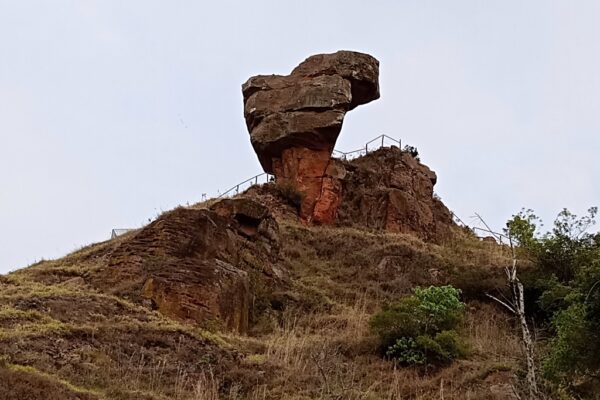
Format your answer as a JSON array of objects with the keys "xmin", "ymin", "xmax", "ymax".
[{"xmin": 0, "ymin": 148, "xmax": 527, "ymax": 399}]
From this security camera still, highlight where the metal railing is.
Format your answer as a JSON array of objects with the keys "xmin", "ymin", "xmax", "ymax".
[
  {"xmin": 217, "ymin": 172, "xmax": 274, "ymax": 198},
  {"xmin": 332, "ymin": 134, "xmax": 401, "ymax": 161},
  {"xmin": 109, "ymin": 134, "xmax": 403, "ymax": 237},
  {"xmin": 218, "ymin": 134, "xmax": 401, "ymax": 198}
]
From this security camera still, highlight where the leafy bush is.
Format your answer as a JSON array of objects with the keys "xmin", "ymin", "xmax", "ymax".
[
  {"xmin": 370, "ymin": 285, "xmax": 467, "ymax": 366},
  {"xmin": 385, "ymin": 337, "xmax": 425, "ymax": 365}
]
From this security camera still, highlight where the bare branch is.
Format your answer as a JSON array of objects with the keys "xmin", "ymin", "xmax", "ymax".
[
  {"xmin": 476, "ymin": 212, "xmax": 539, "ymax": 399},
  {"xmin": 474, "ymin": 213, "xmax": 503, "ymax": 242},
  {"xmin": 486, "ymin": 293, "xmax": 516, "ymax": 314}
]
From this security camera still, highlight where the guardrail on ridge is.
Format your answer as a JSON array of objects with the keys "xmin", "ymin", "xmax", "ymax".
[{"xmin": 219, "ymin": 134, "xmax": 401, "ymax": 198}]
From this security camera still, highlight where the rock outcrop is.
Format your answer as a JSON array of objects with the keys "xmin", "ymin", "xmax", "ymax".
[
  {"xmin": 245, "ymin": 146, "xmax": 456, "ymax": 242},
  {"xmin": 337, "ymin": 147, "xmax": 454, "ymax": 241},
  {"xmin": 96, "ymin": 198, "xmax": 282, "ymax": 333},
  {"xmin": 242, "ymin": 50, "xmax": 379, "ymax": 224}
]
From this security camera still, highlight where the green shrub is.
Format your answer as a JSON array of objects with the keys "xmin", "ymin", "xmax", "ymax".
[
  {"xmin": 420, "ymin": 330, "xmax": 468, "ymax": 362},
  {"xmin": 413, "ymin": 286, "xmax": 465, "ymax": 330},
  {"xmin": 505, "ymin": 207, "xmax": 600, "ymax": 388},
  {"xmin": 386, "ymin": 337, "xmax": 426, "ymax": 365},
  {"xmin": 370, "ymin": 285, "xmax": 467, "ymax": 366},
  {"xmin": 369, "ymin": 297, "xmax": 423, "ymax": 348},
  {"xmin": 543, "ymin": 303, "xmax": 591, "ymax": 381}
]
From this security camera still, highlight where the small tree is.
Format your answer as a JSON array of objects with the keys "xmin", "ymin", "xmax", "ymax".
[{"xmin": 508, "ymin": 207, "xmax": 600, "ymax": 390}]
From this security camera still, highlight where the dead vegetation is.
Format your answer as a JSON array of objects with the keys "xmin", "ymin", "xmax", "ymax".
[{"xmin": 0, "ymin": 216, "xmax": 528, "ymax": 399}]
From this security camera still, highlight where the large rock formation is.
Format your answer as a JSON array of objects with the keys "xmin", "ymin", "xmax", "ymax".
[
  {"xmin": 95, "ymin": 198, "xmax": 282, "ymax": 333},
  {"xmin": 242, "ymin": 50, "xmax": 379, "ymax": 224},
  {"xmin": 244, "ymin": 146, "xmax": 456, "ymax": 242},
  {"xmin": 337, "ymin": 147, "xmax": 455, "ymax": 241}
]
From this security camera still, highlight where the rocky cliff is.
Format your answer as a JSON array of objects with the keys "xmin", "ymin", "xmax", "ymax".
[
  {"xmin": 242, "ymin": 51, "xmax": 379, "ymax": 224},
  {"xmin": 92, "ymin": 198, "xmax": 283, "ymax": 334}
]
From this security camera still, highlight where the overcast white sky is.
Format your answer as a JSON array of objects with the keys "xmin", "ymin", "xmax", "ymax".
[{"xmin": 1, "ymin": 1, "xmax": 599, "ymax": 273}]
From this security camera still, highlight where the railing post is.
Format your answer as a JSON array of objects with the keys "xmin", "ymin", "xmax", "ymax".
[{"xmin": 381, "ymin": 135, "xmax": 384, "ymax": 148}]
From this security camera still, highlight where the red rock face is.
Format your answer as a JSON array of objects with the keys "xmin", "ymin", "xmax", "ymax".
[
  {"xmin": 272, "ymin": 147, "xmax": 344, "ymax": 224},
  {"xmin": 242, "ymin": 51, "xmax": 379, "ymax": 224}
]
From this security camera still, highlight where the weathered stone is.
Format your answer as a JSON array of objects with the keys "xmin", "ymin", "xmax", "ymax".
[
  {"xmin": 97, "ymin": 199, "xmax": 281, "ymax": 333},
  {"xmin": 142, "ymin": 260, "xmax": 250, "ymax": 333},
  {"xmin": 291, "ymin": 51, "xmax": 380, "ymax": 109},
  {"xmin": 210, "ymin": 197, "xmax": 281, "ymax": 253},
  {"xmin": 242, "ymin": 50, "xmax": 379, "ymax": 224},
  {"xmin": 336, "ymin": 147, "xmax": 454, "ymax": 241},
  {"xmin": 249, "ymin": 110, "xmax": 346, "ymax": 173},
  {"xmin": 271, "ymin": 147, "xmax": 345, "ymax": 223}
]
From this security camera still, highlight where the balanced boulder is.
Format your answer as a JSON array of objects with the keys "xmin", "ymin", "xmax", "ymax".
[{"xmin": 242, "ymin": 50, "xmax": 380, "ymax": 223}]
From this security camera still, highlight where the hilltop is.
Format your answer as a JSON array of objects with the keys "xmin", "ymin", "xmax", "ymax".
[
  {"xmin": 0, "ymin": 145, "xmax": 525, "ymax": 400},
  {"xmin": 0, "ymin": 51, "xmax": 534, "ymax": 400}
]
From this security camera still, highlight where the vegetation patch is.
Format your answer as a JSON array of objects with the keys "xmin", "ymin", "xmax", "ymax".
[{"xmin": 370, "ymin": 285, "xmax": 468, "ymax": 366}]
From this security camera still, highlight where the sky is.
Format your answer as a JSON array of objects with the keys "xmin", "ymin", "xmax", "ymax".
[{"xmin": 1, "ymin": 1, "xmax": 599, "ymax": 273}]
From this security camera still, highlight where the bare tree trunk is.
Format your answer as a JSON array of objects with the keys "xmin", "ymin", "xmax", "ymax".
[
  {"xmin": 514, "ymin": 278, "xmax": 539, "ymax": 398},
  {"xmin": 475, "ymin": 213, "xmax": 540, "ymax": 399}
]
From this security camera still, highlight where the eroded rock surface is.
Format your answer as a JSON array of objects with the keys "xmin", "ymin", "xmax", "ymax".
[
  {"xmin": 244, "ymin": 146, "xmax": 456, "ymax": 241},
  {"xmin": 337, "ymin": 147, "xmax": 454, "ymax": 241},
  {"xmin": 242, "ymin": 50, "xmax": 379, "ymax": 223},
  {"xmin": 96, "ymin": 198, "xmax": 282, "ymax": 333}
]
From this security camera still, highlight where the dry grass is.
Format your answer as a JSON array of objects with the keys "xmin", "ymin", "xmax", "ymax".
[
  {"xmin": 0, "ymin": 217, "xmax": 526, "ymax": 399},
  {"xmin": 223, "ymin": 222, "xmax": 524, "ymax": 399},
  {"xmin": 237, "ymin": 295, "xmax": 521, "ymax": 400},
  {"xmin": 0, "ymin": 272, "xmax": 236, "ymax": 400}
]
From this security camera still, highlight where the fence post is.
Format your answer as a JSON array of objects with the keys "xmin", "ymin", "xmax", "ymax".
[{"xmin": 381, "ymin": 135, "xmax": 384, "ymax": 148}]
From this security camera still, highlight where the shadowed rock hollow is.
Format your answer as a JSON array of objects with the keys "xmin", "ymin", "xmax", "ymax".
[{"xmin": 242, "ymin": 50, "xmax": 380, "ymax": 224}]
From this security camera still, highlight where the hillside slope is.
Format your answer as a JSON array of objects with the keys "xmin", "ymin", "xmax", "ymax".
[{"xmin": 1, "ymin": 148, "xmax": 526, "ymax": 399}]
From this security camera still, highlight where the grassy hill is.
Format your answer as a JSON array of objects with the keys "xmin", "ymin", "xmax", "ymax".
[{"xmin": 0, "ymin": 216, "xmax": 527, "ymax": 399}]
